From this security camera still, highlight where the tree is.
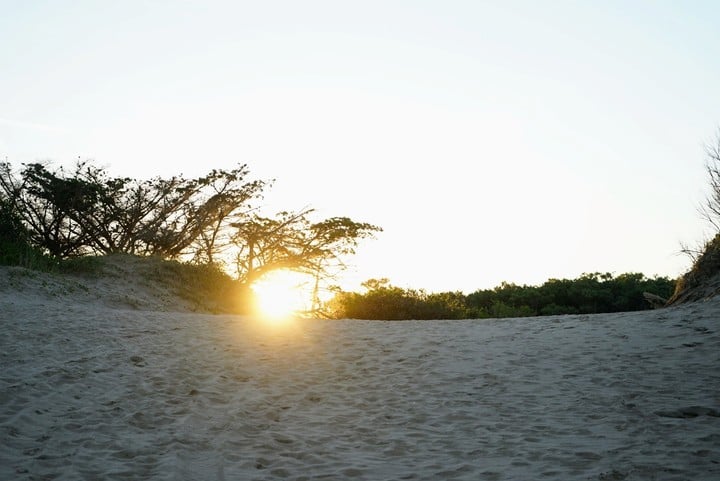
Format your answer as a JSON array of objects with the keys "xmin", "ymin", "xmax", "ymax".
[
  {"xmin": 672, "ymin": 130, "xmax": 720, "ymax": 304},
  {"xmin": 1, "ymin": 159, "xmax": 383, "ymax": 310},
  {"xmin": 68, "ymin": 163, "xmax": 266, "ymax": 259},
  {"xmin": 232, "ymin": 208, "xmax": 382, "ymax": 297},
  {"xmin": 0, "ymin": 161, "xmax": 267, "ymax": 260},
  {"xmin": 0, "ymin": 162, "xmax": 94, "ymax": 257},
  {"xmin": 185, "ymin": 166, "xmax": 267, "ymax": 264},
  {"xmin": 699, "ymin": 132, "xmax": 720, "ymax": 232}
]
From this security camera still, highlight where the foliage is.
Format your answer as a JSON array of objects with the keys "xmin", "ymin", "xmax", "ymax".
[
  {"xmin": 670, "ymin": 233, "xmax": 720, "ymax": 304},
  {"xmin": 0, "ymin": 160, "xmax": 380, "ymax": 307},
  {"xmin": 466, "ymin": 272, "xmax": 674, "ymax": 316},
  {"xmin": 698, "ymin": 134, "xmax": 720, "ymax": 231},
  {"xmin": 0, "ymin": 192, "xmax": 56, "ymax": 269},
  {"xmin": 325, "ymin": 278, "xmax": 475, "ymax": 320},
  {"xmin": 57, "ymin": 255, "xmax": 103, "ymax": 275},
  {"xmin": 232, "ymin": 208, "xmax": 381, "ymax": 306},
  {"xmin": 139, "ymin": 255, "xmax": 246, "ymax": 313},
  {"xmin": 671, "ymin": 132, "xmax": 720, "ymax": 303},
  {"xmin": 1, "ymin": 162, "xmax": 90, "ymax": 258},
  {"xmin": 0, "ymin": 161, "xmax": 267, "ymax": 259},
  {"xmin": 326, "ymin": 273, "xmax": 675, "ymax": 320}
]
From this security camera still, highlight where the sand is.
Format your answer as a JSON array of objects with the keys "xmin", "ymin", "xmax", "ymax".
[{"xmin": 1, "ymin": 266, "xmax": 720, "ymax": 480}]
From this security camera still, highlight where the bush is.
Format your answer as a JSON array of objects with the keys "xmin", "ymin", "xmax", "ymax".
[
  {"xmin": 58, "ymin": 256, "xmax": 103, "ymax": 274},
  {"xmin": 0, "ymin": 197, "xmax": 56, "ymax": 269},
  {"xmin": 670, "ymin": 133, "xmax": 720, "ymax": 304},
  {"xmin": 327, "ymin": 273, "xmax": 675, "ymax": 320},
  {"xmin": 325, "ymin": 282, "xmax": 474, "ymax": 320},
  {"xmin": 670, "ymin": 233, "xmax": 720, "ymax": 304},
  {"xmin": 143, "ymin": 257, "xmax": 247, "ymax": 313},
  {"xmin": 489, "ymin": 301, "xmax": 534, "ymax": 318}
]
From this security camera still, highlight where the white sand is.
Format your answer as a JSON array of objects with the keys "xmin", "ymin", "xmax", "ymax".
[{"xmin": 1, "ymin": 267, "xmax": 720, "ymax": 480}]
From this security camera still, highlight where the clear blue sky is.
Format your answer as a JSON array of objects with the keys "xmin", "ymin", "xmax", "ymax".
[{"xmin": 2, "ymin": 0, "xmax": 719, "ymax": 292}]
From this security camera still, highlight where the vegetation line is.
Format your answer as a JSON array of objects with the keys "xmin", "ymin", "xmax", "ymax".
[{"xmin": 3, "ymin": 131, "xmax": 720, "ymax": 318}]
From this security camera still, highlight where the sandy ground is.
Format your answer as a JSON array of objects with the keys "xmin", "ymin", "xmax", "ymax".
[{"xmin": 1, "ymin": 266, "xmax": 720, "ymax": 480}]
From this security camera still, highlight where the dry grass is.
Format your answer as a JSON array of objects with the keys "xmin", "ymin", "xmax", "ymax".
[
  {"xmin": 62, "ymin": 254, "xmax": 249, "ymax": 313},
  {"xmin": 669, "ymin": 233, "xmax": 720, "ymax": 304}
]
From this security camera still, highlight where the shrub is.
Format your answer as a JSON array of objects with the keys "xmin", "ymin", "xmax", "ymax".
[
  {"xmin": 670, "ymin": 233, "xmax": 720, "ymax": 304},
  {"xmin": 0, "ymin": 197, "xmax": 56, "ymax": 269}
]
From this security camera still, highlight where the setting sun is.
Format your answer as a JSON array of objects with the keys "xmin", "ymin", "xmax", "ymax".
[{"xmin": 251, "ymin": 270, "xmax": 311, "ymax": 320}]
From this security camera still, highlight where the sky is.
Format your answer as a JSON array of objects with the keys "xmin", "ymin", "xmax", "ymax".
[{"xmin": 2, "ymin": 0, "xmax": 720, "ymax": 293}]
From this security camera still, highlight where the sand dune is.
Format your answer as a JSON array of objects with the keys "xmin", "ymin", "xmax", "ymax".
[{"xmin": 1, "ymin": 266, "xmax": 720, "ymax": 480}]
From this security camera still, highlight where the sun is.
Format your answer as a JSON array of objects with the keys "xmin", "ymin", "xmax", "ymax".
[{"xmin": 251, "ymin": 270, "xmax": 311, "ymax": 320}]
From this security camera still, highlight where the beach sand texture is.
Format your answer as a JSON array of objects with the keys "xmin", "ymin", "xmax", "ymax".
[{"xmin": 1, "ymin": 267, "xmax": 720, "ymax": 480}]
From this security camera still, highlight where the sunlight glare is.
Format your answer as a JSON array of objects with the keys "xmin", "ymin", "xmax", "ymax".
[{"xmin": 251, "ymin": 270, "xmax": 310, "ymax": 321}]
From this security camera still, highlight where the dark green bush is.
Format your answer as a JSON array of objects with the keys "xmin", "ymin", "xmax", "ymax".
[
  {"xmin": 327, "ymin": 273, "xmax": 675, "ymax": 320},
  {"xmin": 0, "ymin": 197, "xmax": 56, "ymax": 269}
]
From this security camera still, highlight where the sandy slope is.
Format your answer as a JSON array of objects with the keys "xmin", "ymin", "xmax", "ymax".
[{"xmin": 1, "ymin": 267, "xmax": 720, "ymax": 480}]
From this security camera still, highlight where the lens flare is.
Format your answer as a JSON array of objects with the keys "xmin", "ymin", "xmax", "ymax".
[{"xmin": 251, "ymin": 270, "xmax": 309, "ymax": 321}]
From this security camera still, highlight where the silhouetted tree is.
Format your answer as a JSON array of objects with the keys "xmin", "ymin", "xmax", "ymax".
[
  {"xmin": 184, "ymin": 166, "xmax": 267, "ymax": 264},
  {"xmin": 0, "ymin": 161, "xmax": 267, "ymax": 260},
  {"xmin": 0, "ymin": 162, "xmax": 93, "ymax": 257},
  {"xmin": 232, "ymin": 208, "xmax": 381, "ymax": 293}
]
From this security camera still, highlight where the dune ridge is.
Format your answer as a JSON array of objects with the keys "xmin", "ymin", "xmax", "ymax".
[{"xmin": 1, "ymin": 264, "xmax": 720, "ymax": 480}]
